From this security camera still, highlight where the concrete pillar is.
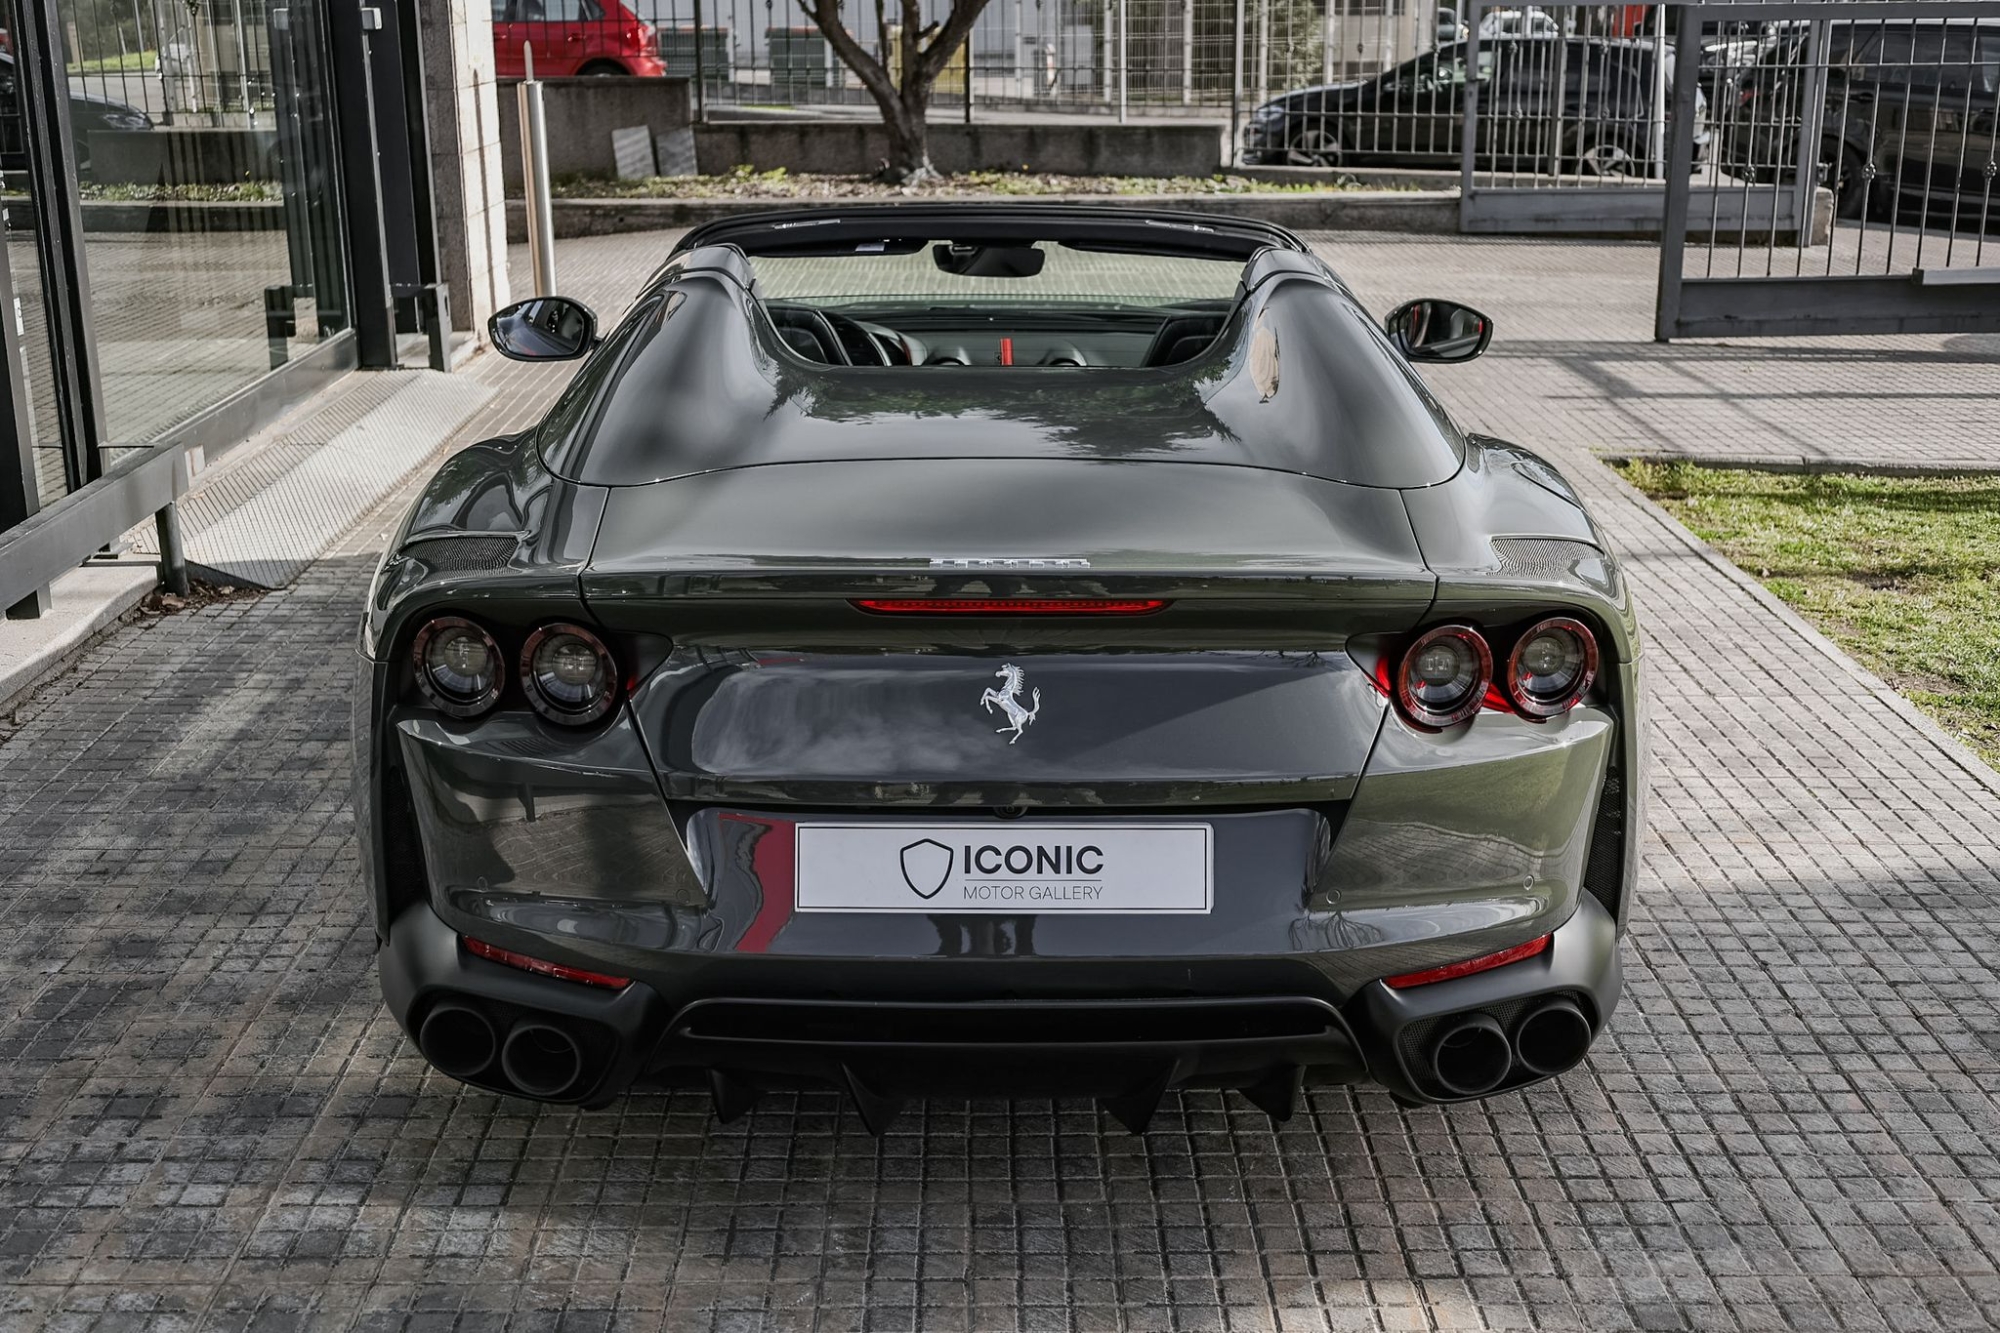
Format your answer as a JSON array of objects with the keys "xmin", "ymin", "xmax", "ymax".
[{"xmin": 417, "ymin": 0, "xmax": 510, "ymax": 340}]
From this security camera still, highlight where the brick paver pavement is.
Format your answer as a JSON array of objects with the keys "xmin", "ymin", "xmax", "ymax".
[{"xmin": 2, "ymin": 227, "xmax": 1998, "ymax": 1332}]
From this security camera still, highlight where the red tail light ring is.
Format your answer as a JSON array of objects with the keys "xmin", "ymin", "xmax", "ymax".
[
  {"xmin": 1396, "ymin": 623, "xmax": 1493, "ymax": 728},
  {"xmin": 1505, "ymin": 616, "xmax": 1599, "ymax": 719},
  {"xmin": 852, "ymin": 598, "xmax": 1167, "ymax": 616},
  {"xmin": 412, "ymin": 615, "xmax": 505, "ymax": 719},
  {"xmin": 520, "ymin": 622, "xmax": 620, "ymax": 725}
]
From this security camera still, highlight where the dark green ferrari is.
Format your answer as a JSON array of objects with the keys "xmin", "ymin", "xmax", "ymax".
[{"xmin": 353, "ymin": 205, "xmax": 1642, "ymax": 1131}]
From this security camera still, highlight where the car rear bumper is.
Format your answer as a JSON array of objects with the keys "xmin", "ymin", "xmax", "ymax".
[{"xmin": 378, "ymin": 890, "xmax": 1621, "ymax": 1126}]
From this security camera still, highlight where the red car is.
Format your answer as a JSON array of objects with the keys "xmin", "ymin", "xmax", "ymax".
[{"xmin": 492, "ymin": 0, "xmax": 666, "ymax": 78}]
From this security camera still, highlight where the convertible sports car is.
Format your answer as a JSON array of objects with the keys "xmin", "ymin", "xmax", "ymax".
[{"xmin": 354, "ymin": 205, "xmax": 1643, "ymax": 1131}]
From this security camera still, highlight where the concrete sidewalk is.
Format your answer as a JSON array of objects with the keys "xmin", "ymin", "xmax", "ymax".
[
  {"xmin": 0, "ymin": 228, "xmax": 1997, "ymax": 1333},
  {"xmin": 1320, "ymin": 231, "xmax": 2000, "ymax": 474}
]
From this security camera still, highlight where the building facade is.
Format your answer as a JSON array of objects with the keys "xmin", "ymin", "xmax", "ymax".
[{"xmin": 1, "ymin": 0, "xmax": 508, "ymax": 619}]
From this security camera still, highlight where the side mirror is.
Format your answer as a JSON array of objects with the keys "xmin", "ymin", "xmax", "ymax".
[
  {"xmin": 489, "ymin": 296, "xmax": 597, "ymax": 361},
  {"xmin": 1385, "ymin": 298, "xmax": 1493, "ymax": 363}
]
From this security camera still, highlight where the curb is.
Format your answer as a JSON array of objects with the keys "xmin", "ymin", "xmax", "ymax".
[
  {"xmin": 1590, "ymin": 459, "xmax": 2000, "ymax": 805},
  {"xmin": 506, "ymin": 190, "xmax": 1460, "ymax": 242},
  {"xmin": 1232, "ymin": 164, "xmax": 1462, "ymax": 191},
  {"xmin": 0, "ymin": 562, "xmax": 158, "ymax": 716},
  {"xmin": 1603, "ymin": 450, "xmax": 2000, "ymax": 479}
]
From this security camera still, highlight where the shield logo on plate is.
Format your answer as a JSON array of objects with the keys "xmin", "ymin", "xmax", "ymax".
[{"xmin": 898, "ymin": 838, "xmax": 954, "ymax": 899}]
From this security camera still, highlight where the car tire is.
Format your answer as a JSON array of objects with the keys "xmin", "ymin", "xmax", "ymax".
[
  {"xmin": 1284, "ymin": 125, "xmax": 1342, "ymax": 169},
  {"xmin": 1820, "ymin": 138, "xmax": 1872, "ymax": 221},
  {"xmin": 577, "ymin": 60, "xmax": 626, "ymax": 76}
]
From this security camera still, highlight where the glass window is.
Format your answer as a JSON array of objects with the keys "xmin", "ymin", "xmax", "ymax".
[
  {"xmin": 1844, "ymin": 23, "xmax": 1992, "ymax": 92},
  {"xmin": 518, "ymin": 0, "xmax": 601, "ymax": 21},
  {"xmin": 0, "ymin": 10, "xmax": 68, "ymax": 509},
  {"xmin": 1436, "ymin": 48, "xmax": 1496, "ymax": 88},
  {"xmin": 57, "ymin": 0, "xmax": 349, "ymax": 449},
  {"xmin": 748, "ymin": 242, "xmax": 1246, "ymax": 312},
  {"xmin": 1393, "ymin": 47, "xmax": 1493, "ymax": 95},
  {"xmin": 1939, "ymin": 28, "xmax": 2000, "ymax": 95}
]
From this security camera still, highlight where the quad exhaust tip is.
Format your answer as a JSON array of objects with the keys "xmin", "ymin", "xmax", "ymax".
[
  {"xmin": 1427, "ymin": 1012, "xmax": 1513, "ymax": 1097},
  {"xmin": 501, "ymin": 1020, "xmax": 586, "ymax": 1099},
  {"xmin": 418, "ymin": 1000, "xmax": 499, "ymax": 1080},
  {"xmin": 1425, "ymin": 999, "xmax": 1595, "ymax": 1098},
  {"xmin": 1512, "ymin": 998, "xmax": 1592, "ymax": 1079}
]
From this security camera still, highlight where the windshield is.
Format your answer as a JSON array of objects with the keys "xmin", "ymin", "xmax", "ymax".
[{"xmin": 749, "ymin": 241, "xmax": 1247, "ymax": 314}]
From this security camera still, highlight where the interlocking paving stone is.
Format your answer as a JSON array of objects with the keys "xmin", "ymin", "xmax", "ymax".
[{"xmin": 0, "ymin": 227, "xmax": 1997, "ymax": 1331}]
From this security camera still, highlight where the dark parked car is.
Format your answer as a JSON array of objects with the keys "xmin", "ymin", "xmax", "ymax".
[
  {"xmin": 0, "ymin": 51, "xmax": 154, "ymax": 175},
  {"xmin": 355, "ymin": 204, "xmax": 1643, "ymax": 1131},
  {"xmin": 1696, "ymin": 18, "xmax": 1797, "ymax": 105},
  {"xmin": 1245, "ymin": 35, "xmax": 1701, "ymax": 176},
  {"xmin": 1722, "ymin": 18, "xmax": 1999, "ymax": 221}
]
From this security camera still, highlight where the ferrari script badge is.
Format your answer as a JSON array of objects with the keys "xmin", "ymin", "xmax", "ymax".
[{"xmin": 980, "ymin": 663, "xmax": 1041, "ymax": 743}]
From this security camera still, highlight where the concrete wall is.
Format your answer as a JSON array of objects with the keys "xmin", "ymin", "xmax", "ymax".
[
  {"xmin": 506, "ymin": 191, "xmax": 1463, "ymax": 242},
  {"xmin": 692, "ymin": 120, "xmax": 1225, "ymax": 178},
  {"xmin": 495, "ymin": 77, "xmax": 694, "ymax": 190},
  {"xmin": 421, "ymin": 0, "xmax": 512, "ymax": 337},
  {"xmin": 89, "ymin": 128, "xmax": 277, "ymax": 185}
]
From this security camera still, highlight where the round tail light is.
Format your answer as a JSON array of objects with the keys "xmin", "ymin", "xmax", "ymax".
[
  {"xmin": 1397, "ymin": 624, "xmax": 1492, "ymax": 728},
  {"xmin": 412, "ymin": 616, "xmax": 505, "ymax": 718},
  {"xmin": 1506, "ymin": 616, "xmax": 1599, "ymax": 718},
  {"xmin": 521, "ymin": 623, "xmax": 619, "ymax": 723}
]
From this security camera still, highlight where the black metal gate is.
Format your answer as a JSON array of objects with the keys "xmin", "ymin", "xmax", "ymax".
[{"xmin": 1656, "ymin": 0, "xmax": 2000, "ymax": 339}]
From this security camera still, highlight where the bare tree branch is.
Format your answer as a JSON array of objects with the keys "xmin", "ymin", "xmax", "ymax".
[
  {"xmin": 917, "ymin": 0, "xmax": 987, "ymax": 86},
  {"xmin": 798, "ymin": 0, "xmax": 902, "ymax": 113}
]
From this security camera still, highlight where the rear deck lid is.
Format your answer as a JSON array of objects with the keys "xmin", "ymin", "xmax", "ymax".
[{"xmin": 587, "ymin": 458, "xmax": 1427, "ymax": 808}]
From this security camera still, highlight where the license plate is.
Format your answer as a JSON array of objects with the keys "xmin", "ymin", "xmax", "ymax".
[{"xmin": 794, "ymin": 823, "xmax": 1213, "ymax": 914}]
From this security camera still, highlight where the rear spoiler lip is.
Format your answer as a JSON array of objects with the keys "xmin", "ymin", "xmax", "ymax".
[{"xmin": 575, "ymin": 569, "xmax": 1443, "ymax": 598}]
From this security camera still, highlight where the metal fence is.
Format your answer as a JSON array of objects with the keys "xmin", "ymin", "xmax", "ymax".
[
  {"xmin": 479, "ymin": 0, "xmax": 1439, "ymax": 123},
  {"xmin": 52, "ymin": 0, "xmax": 275, "ymax": 125},
  {"xmin": 1657, "ymin": 0, "xmax": 2000, "ymax": 338}
]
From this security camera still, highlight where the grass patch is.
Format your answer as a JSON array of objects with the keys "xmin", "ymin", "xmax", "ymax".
[
  {"xmin": 1619, "ymin": 460, "xmax": 2000, "ymax": 769},
  {"xmin": 69, "ymin": 50, "xmax": 156, "ymax": 73},
  {"xmin": 548, "ymin": 164, "xmax": 1378, "ymax": 200},
  {"xmin": 75, "ymin": 181, "xmax": 281, "ymax": 203}
]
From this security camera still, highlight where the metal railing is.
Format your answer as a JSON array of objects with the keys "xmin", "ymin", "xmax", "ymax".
[
  {"xmin": 1657, "ymin": 0, "xmax": 2000, "ymax": 338},
  {"xmin": 482, "ymin": 0, "xmax": 1443, "ymax": 134},
  {"xmin": 57, "ymin": 0, "xmax": 277, "ymax": 126}
]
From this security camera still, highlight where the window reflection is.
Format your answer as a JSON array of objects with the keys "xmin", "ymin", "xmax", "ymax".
[{"xmin": 51, "ymin": 0, "xmax": 349, "ymax": 447}]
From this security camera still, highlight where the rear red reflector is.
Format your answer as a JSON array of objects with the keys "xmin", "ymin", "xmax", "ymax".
[
  {"xmin": 1382, "ymin": 934, "xmax": 1550, "ymax": 989},
  {"xmin": 852, "ymin": 598, "xmax": 1168, "ymax": 616},
  {"xmin": 464, "ymin": 937, "xmax": 631, "ymax": 990}
]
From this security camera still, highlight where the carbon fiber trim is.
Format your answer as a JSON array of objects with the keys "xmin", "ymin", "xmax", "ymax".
[
  {"xmin": 404, "ymin": 535, "xmax": 520, "ymax": 572},
  {"xmin": 1492, "ymin": 537, "xmax": 1619, "ymax": 597},
  {"xmin": 1581, "ymin": 771, "xmax": 1625, "ymax": 922}
]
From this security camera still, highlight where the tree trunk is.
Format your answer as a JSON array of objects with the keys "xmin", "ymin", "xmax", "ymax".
[
  {"xmin": 799, "ymin": 0, "xmax": 992, "ymax": 184},
  {"xmin": 878, "ymin": 88, "xmax": 936, "ymax": 182}
]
